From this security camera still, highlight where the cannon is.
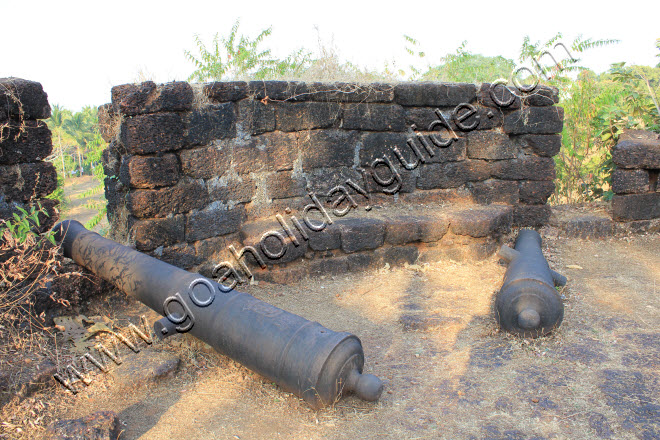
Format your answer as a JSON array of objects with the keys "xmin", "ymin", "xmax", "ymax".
[
  {"xmin": 53, "ymin": 220, "xmax": 383, "ymax": 409},
  {"xmin": 496, "ymin": 229, "xmax": 567, "ymax": 337}
]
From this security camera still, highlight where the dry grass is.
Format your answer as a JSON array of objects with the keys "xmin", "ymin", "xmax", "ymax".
[{"xmin": 0, "ymin": 230, "xmax": 62, "ymax": 339}]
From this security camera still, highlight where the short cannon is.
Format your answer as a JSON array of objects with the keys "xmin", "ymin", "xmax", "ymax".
[
  {"xmin": 496, "ymin": 229, "xmax": 566, "ymax": 337},
  {"xmin": 53, "ymin": 220, "xmax": 383, "ymax": 409}
]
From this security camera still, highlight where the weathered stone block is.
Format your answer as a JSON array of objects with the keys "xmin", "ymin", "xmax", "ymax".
[
  {"xmin": 257, "ymin": 264, "xmax": 307, "ymax": 284},
  {"xmin": 519, "ymin": 180, "xmax": 555, "ymax": 204},
  {"xmin": 342, "ymin": 103, "xmax": 406, "ymax": 131},
  {"xmin": 418, "ymin": 215, "xmax": 450, "ymax": 242},
  {"xmin": 232, "ymin": 132, "xmax": 299, "ymax": 173},
  {"xmin": 265, "ymin": 171, "xmax": 307, "ymax": 199},
  {"xmin": 513, "ymin": 204, "xmax": 552, "ymax": 227},
  {"xmin": 0, "ymin": 78, "xmax": 51, "ymax": 119},
  {"xmin": 307, "ymin": 257, "xmax": 349, "ymax": 276},
  {"xmin": 237, "ymin": 99, "xmax": 276, "ymax": 135},
  {"xmin": 104, "ymin": 175, "xmax": 123, "ymax": 221},
  {"xmin": 397, "ymin": 187, "xmax": 472, "ymax": 206},
  {"xmin": 367, "ymin": 168, "xmax": 417, "ymax": 194},
  {"xmin": 305, "ymin": 167, "xmax": 363, "ymax": 197},
  {"xmin": 511, "ymin": 134, "xmax": 562, "ymax": 157},
  {"xmin": 360, "ymin": 132, "xmax": 407, "ymax": 165},
  {"xmin": 347, "ymin": 252, "xmax": 384, "ymax": 271},
  {"xmin": 405, "ymin": 106, "xmax": 502, "ymax": 132},
  {"xmin": 612, "ymin": 193, "xmax": 660, "ymax": 221},
  {"xmin": 376, "ymin": 245, "xmax": 419, "ymax": 266},
  {"xmin": 0, "ymin": 162, "xmax": 57, "ymax": 202},
  {"xmin": 0, "ymin": 120, "xmax": 52, "ymax": 164},
  {"xmin": 111, "ymin": 81, "xmax": 193, "ymax": 115},
  {"xmin": 275, "ymin": 101, "xmax": 339, "ymax": 131},
  {"xmin": 307, "ymin": 82, "xmax": 394, "ymax": 102},
  {"xmin": 420, "ymin": 235, "xmax": 498, "ymax": 262},
  {"xmin": 619, "ymin": 129, "xmax": 659, "ymax": 142},
  {"xmin": 521, "ymin": 85, "xmax": 560, "ymax": 106},
  {"xmin": 307, "ymin": 222, "xmax": 341, "ymax": 251},
  {"xmin": 416, "ymin": 135, "xmax": 467, "ymax": 163},
  {"xmin": 467, "ymin": 130, "xmax": 516, "ymax": 159},
  {"xmin": 469, "ymin": 179, "xmax": 519, "ymax": 205},
  {"xmin": 301, "ymin": 129, "xmax": 358, "ymax": 170},
  {"xmin": 119, "ymin": 153, "xmax": 179, "ymax": 188},
  {"xmin": 504, "ymin": 107, "xmax": 564, "ymax": 134},
  {"xmin": 385, "ymin": 215, "xmax": 422, "ymax": 245},
  {"xmin": 185, "ymin": 103, "xmax": 235, "ymax": 146},
  {"xmin": 394, "ymin": 82, "xmax": 476, "ymax": 106},
  {"xmin": 97, "ymin": 103, "xmax": 117, "ymax": 142},
  {"xmin": 194, "ymin": 233, "xmax": 237, "ymax": 262},
  {"xmin": 417, "ymin": 160, "xmax": 489, "ymax": 189},
  {"xmin": 204, "ymin": 81, "xmax": 248, "ymax": 102},
  {"xmin": 248, "ymin": 81, "xmax": 309, "ymax": 101},
  {"xmin": 491, "ymin": 156, "xmax": 556, "ymax": 181},
  {"xmin": 612, "ymin": 169, "xmax": 650, "ymax": 194},
  {"xmin": 240, "ymin": 218, "xmax": 308, "ymax": 265},
  {"xmin": 131, "ymin": 215, "xmax": 184, "ymax": 251},
  {"xmin": 152, "ymin": 242, "xmax": 201, "ymax": 269},
  {"xmin": 102, "ymin": 142, "xmax": 121, "ymax": 177},
  {"xmin": 549, "ymin": 212, "xmax": 616, "ymax": 239},
  {"xmin": 384, "ymin": 213, "xmax": 449, "ymax": 244},
  {"xmin": 337, "ymin": 217, "xmax": 386, "ymax": 253},
  {"xmin": 477, "ymin": 83, "xmax": 521, "ymax": 109},
  {"xmin": 612, "ymin": 139, "xmax": 660, "ymax": 169},
  {"xmin": 120, "ymin": 112, "xmax": 185, "ymax": 154},
  {"xmin": 45, "ymin": 411, "xmax": 121, "ymax": 440},
  {"xmin": 186, "ymin": 206, "xmax": 246, "ymax": 241},
  {"xmin": 128, "ymin": 180, "xmax": 208, "ymax": 218},
  {"xmin": 179, "ymin": 144, "xmax": 231, "ymax": 179},
  {"xmin": 362, "ymin": 132, "xmax": 465, "ymax": 166},
  {"xmin": 208, "ymin": 176, "xmax": 256, "ymax": 203},
  {"xmin": 449, "ymin": 205, "xmax": 512, "ymax": 237}
]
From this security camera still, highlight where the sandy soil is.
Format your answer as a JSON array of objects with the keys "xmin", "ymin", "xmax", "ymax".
[{"xmin": 32, "ymin": 231, "xmax": 659, "ymax": 440}]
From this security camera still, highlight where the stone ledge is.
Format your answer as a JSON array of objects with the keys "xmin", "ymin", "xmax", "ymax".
[
  {"xmin": 180, "ymin": 203, "xmax": 513, "ymax": 280},
  {"xmin": 549, "ymin": 203, "xmax": 660, "ymax": 239}
]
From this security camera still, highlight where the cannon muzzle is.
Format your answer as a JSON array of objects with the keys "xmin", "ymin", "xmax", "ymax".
[
  {"xmin": 496, "ymin": 229, "xmax": 566, "ymax": 337},
  {"xmin": 53, "ymin": 220, "xmax": 383, "ymax": 408}
]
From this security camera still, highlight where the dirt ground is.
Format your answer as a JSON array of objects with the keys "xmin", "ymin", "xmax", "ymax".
[
  {"xmin": 20, "ymin": 230, "xmax": 656, "ymax": 440},
  {"xmin": 61, "ymin": 176, "xmax": 109, "ymax": 232}
]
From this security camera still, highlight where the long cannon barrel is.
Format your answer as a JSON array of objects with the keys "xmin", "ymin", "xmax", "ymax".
[
  {"xmin": 495, "ymin": 229, "xmax": 566, "ymax": 337},
  {"xmin": 53, "ymin": 220, "xmax": 383, "ymax": 409}
]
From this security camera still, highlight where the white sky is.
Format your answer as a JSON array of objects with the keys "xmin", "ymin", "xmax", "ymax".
[{"xmin": 2, "ymin": 0, "xmax": 658, "ymax": 111}]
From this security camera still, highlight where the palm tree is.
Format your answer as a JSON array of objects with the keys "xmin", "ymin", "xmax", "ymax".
[
  {"xmin": 63, "ymin": 112, "xmax": 94, "ymax": 175},
  {"xmin": 46, "ymin": 104, "xmax": 70, "ymax": 175}
]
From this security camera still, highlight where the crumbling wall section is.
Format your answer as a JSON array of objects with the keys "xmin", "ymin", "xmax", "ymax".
[
  {"xmin": 0, "ymin": 78, "xmax": 58, "ymax": 231},
  {"xmin": 611, "ymin": 130, "xmax": 660, "ymax": 221}
]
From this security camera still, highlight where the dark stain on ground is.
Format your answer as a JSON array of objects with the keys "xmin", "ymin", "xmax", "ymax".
[{"xmin": 599, "ymin": 369, "xmax": 659, "ymax": 439}]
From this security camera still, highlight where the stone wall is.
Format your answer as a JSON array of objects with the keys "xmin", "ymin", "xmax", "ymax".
[
  {"xmin": 0, "ymin": 78, "xmax": 58, "ymax": 231},
  {"xmin": 100, "ymin": 80, "xmax": 563, "ymax": 279},
  {"xmin": 611, "ymin": 130, "xmax": 660, "ymax": 221}
]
